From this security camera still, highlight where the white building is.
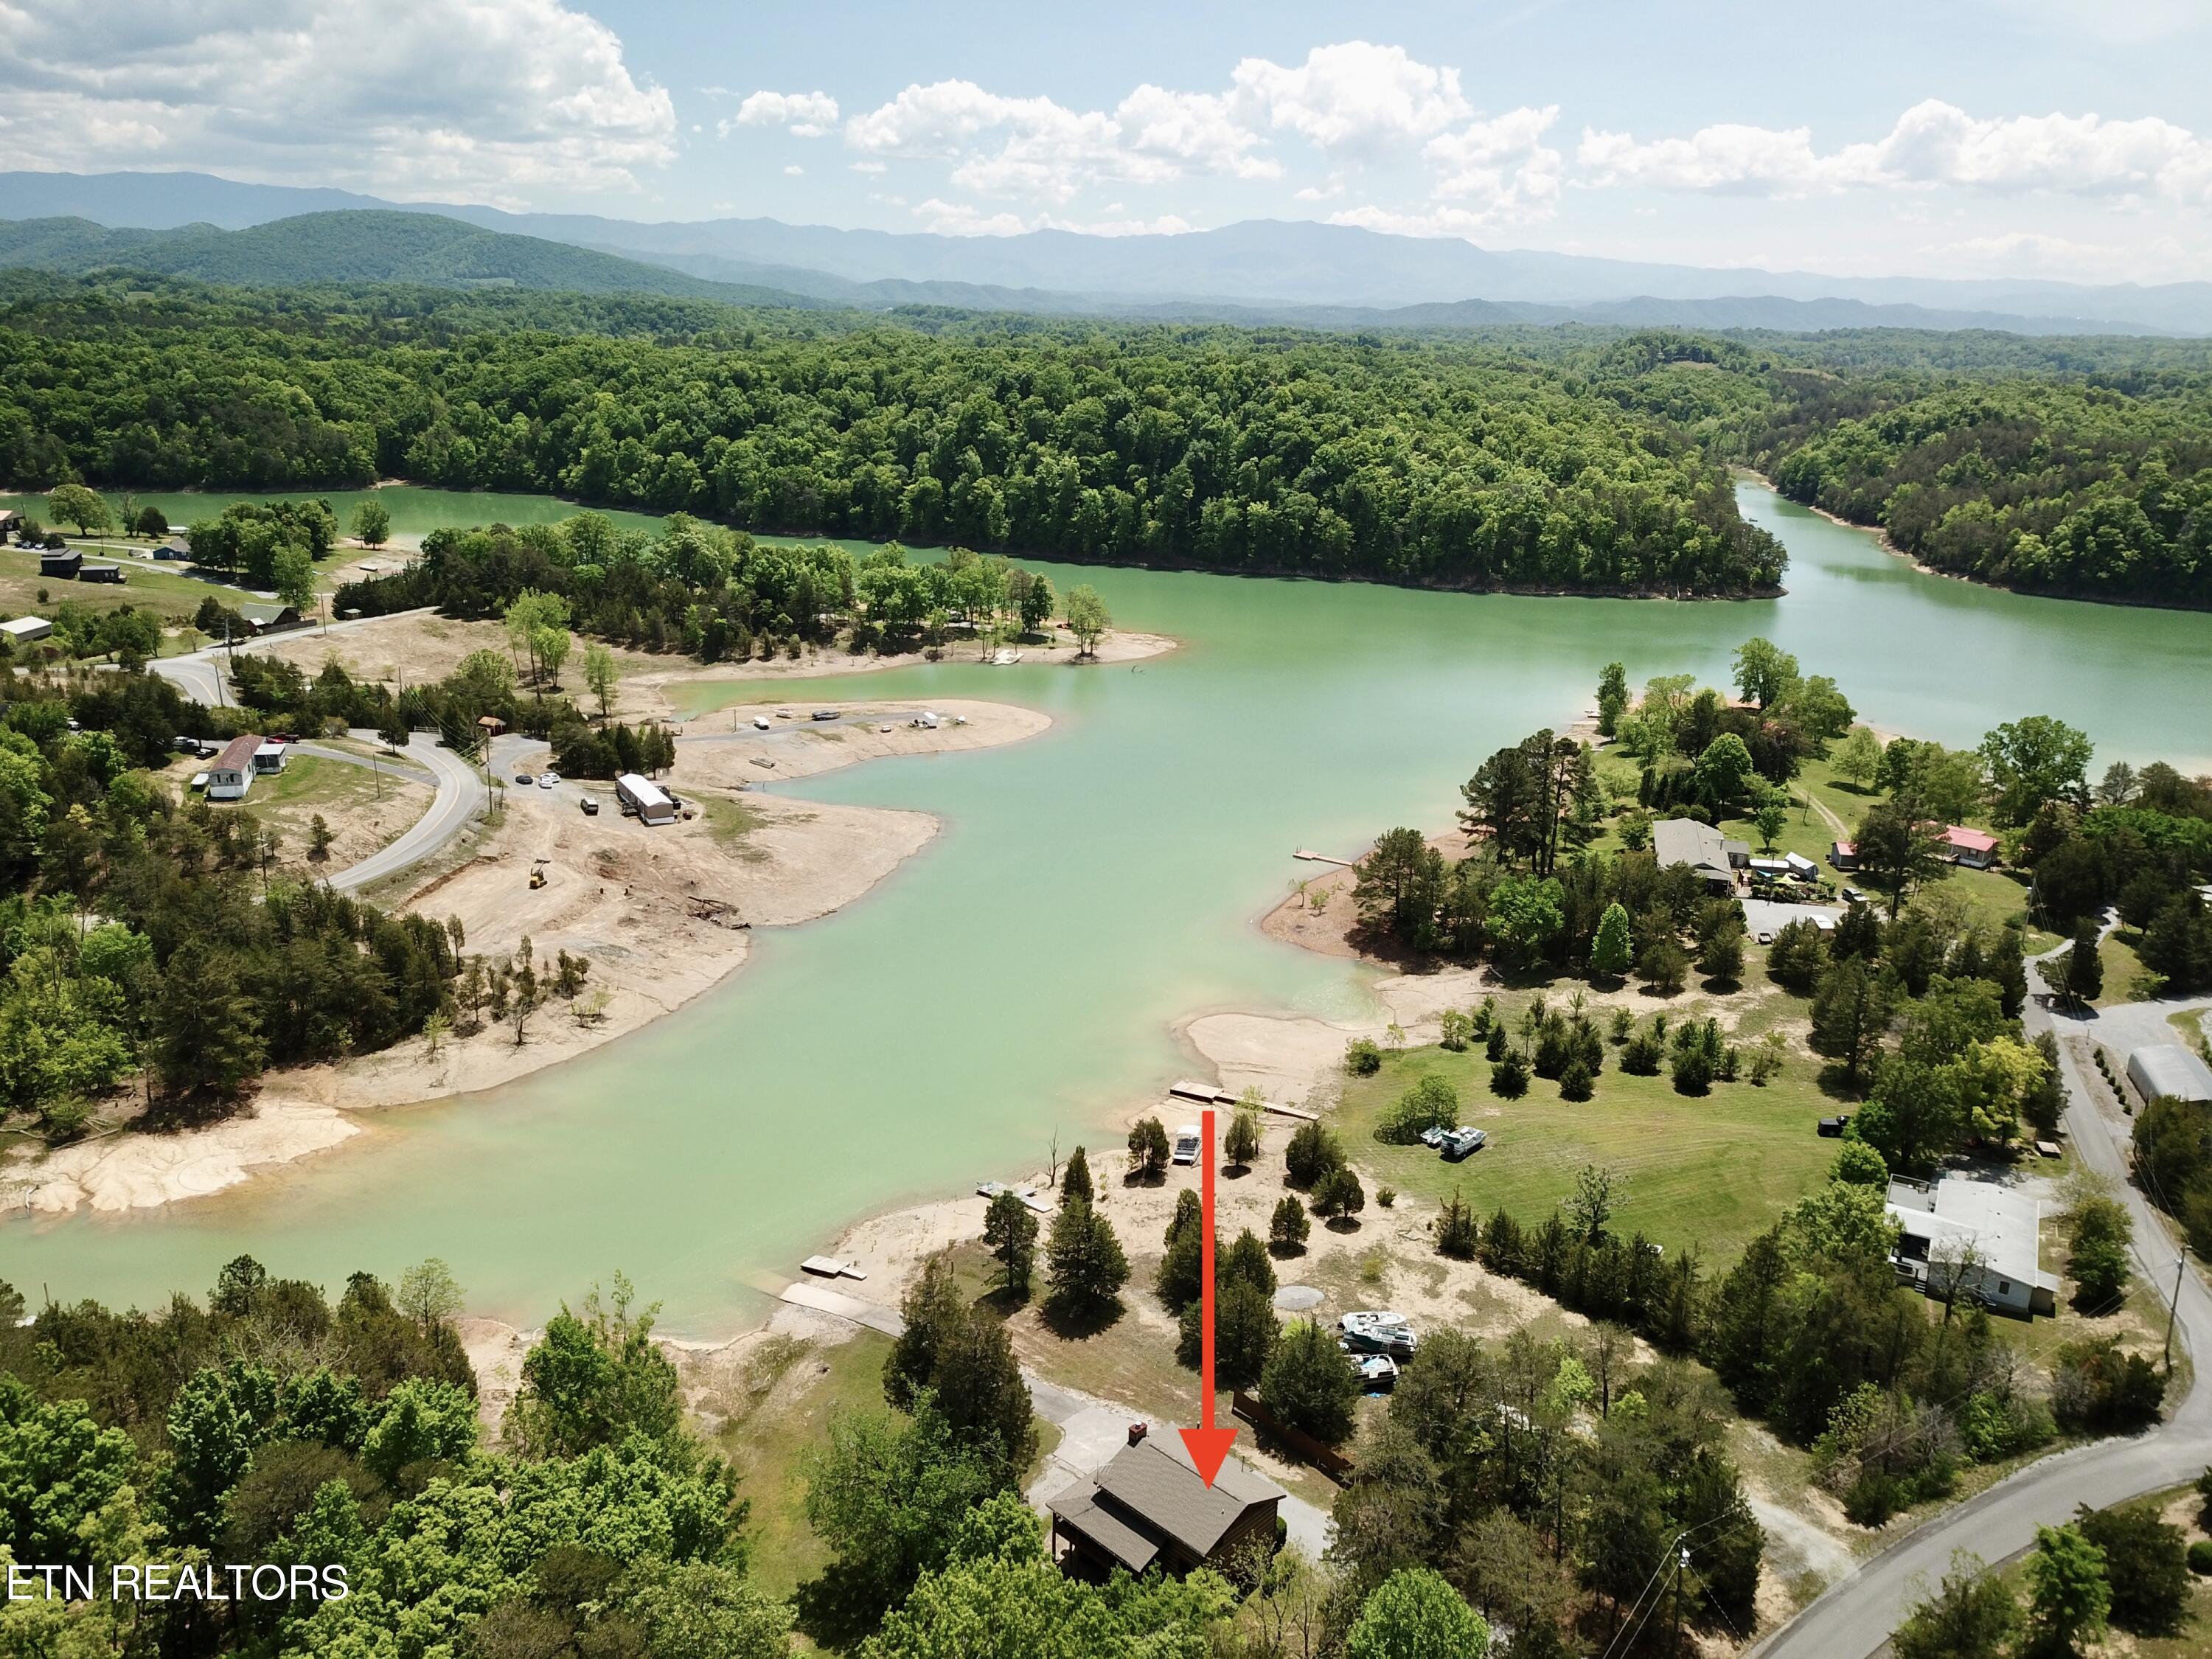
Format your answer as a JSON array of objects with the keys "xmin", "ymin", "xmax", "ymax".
[
  {"xmin": 0, "ymin": 616, "xmax": 52, "ymax": 645},
  {"xmin": 1885, "ymin": 1176, "xmax": 2058, "ymax": 1317},
  {"xmin": 616, "ymin": 773, "xmax": 675, "ymax": 825},
  {"xmin": 2126, "ymin": 1044, "xmax": 2212, "ymax": 1106}
]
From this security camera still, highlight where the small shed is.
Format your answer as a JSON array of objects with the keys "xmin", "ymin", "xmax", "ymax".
[
  {"xmin": 2126, "ymin": 1044, "xmax": 2212, "ymax": 1106},
  {"xmin": 38, "ymin": 549, "xmax": 80, "ymax": 580},
  {"xmin": 206, "ymin": 734, "xmax": 263, "ymax": 801},
  {"xmin": 0, "ymin": 616, "xmax": 52, "ymax": 645},
  {"xmin": 477, "ymin": 715, "xmax": 507, "ymax": 738},
  {"xmin": 1829, "ymin": 839, "xmax": 1857, "ymax": 870},
  {"xmin": 79, "ymin": 562, "xmax": 126, "ymax": 585},
  {"xmin": 616, "ymin": 773, "xmax": 675, "ymax": 825}
]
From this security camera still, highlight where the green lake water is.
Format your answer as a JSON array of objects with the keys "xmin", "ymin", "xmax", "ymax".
[{"xmin": 7, "ymin": 482, "xmax": 2211, "ymax": 1333}]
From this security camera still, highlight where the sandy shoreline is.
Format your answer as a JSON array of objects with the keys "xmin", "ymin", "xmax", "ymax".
[{"xmin": 2, "ymin": 692, "xmax": 1064, "ymax": 1217}]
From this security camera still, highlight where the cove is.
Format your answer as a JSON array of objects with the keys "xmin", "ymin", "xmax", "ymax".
[{"xmin": 9, "ymin": 481, "xmax": 2211, "ymax": 1333}]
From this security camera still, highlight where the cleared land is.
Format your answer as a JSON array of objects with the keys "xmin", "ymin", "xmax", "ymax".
[{"xmin": 1332, "ymin": 1028, "xmax": 1835, "ymax": 1263}]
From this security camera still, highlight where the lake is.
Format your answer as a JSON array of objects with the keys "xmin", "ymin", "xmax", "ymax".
[{"xmin": 8, "ymin": 481, "xmax": 2211, "ymax": 1332}]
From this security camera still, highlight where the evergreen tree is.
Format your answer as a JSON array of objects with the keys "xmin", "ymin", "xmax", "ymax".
[
  {"xmin": 1045, "ymin": 1200, "xmax": 1128, "ymax": 1312},
  {"xmin": 1060, "ymin": 1145, "xmax": 1092, "ymax": 1204},
  {"xmin": 1590, "ymin": 902, "xmax": 1634, "ymax": 978},
  {"xmin": 982, "ymin": 1189, "xmax": 1039, "ymax": 1301},
  {"xmin": 1259, "ymin": 1319, "xmax": 1360, "ymax": 1444}
]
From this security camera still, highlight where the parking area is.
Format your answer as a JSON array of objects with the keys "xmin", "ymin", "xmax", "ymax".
[{"xmin": 1739, "ymin": 895, "xmax": 1843, "ymax": 942}]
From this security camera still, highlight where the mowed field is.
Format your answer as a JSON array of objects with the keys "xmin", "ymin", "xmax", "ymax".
[{"xmin": 1332, "ymin": 1035, "xmax": 1839, "ymax": 1264}]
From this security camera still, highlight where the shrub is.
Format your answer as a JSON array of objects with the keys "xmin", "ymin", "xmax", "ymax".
[
  {"xmin": 1222, "ymin": 1106, "xmax": 1262, "ymax": 1169},
  {"xmin": 2051, "ymin": 1337, "xmax": 2166, "ymax": 1433},
  {"xmin": 1312, "ymin": 1166, "xmax": 1366, "ymax": 1222},
  {"xmin": 1438, "ymin": 1009, "xmax": 1473, "ymax": 1051},
  {"xmin": 1559, "ymin": 1057, "xmax": 1595, "ymax": 1102},
  {"xmin": 2188, "ymin": 1540, "xmax": 2212, "ymax": 1576},
  {"xmin": 2075, "ymin": 1502, "xmax": 2188, "ymax": 1635},
  {"xmin": 1377, "ymin": 1187, "xmax": 1396, "ymax": 1208},
  {"xmin": 1489, "ymin": 1051, "xmax": 1530, "ymax": 1099},
  {"xmin": 1484, "ymin": 1023, "xmax": 1509, "ymax": 1061},
  {"xmin": 1284, "ymin": 1121, "xmax": 1345, "ymax": 1189},
  {"xmin": 1269, "ymin": 1196, "xmax": 1310, "ymax": 1256},
  {"xmin": 1259, "ymin": 1320, "xmax": 1359, "ymax": 1444},
  {"xmin": 1380, "ymin": 1074, "xmax": 1459, "ymax": 1144},
  {"xmin": 1620, "ymin": 1026, "xmax": 1663, "ymax": 1076},
  {"xmin": 1436, "ymin": 1190, "xmax": 1477, "ymax": 1259},
  {"xmin": 1127, "ymin": 1116, "xmax": 1171, "ymax": 1180},
  {"xmin": 1344, "ymin": 1037, "xmax": 1383, "ymax": 1076},
  {"xmin": 1670, "ymin": 1041, "xmax": 1713, "ymax": 1096}
]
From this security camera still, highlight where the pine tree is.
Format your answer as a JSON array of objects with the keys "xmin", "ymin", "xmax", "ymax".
[
  {"xmin": 1046, "ymin": 1199, "xmax": 1127, "ymax": 1312},
  {"xmin": 981, "ymin": 1189, "xmax": 1038, "ymax": 1301},
  {"xmin": 1436, "ymin": 1189, "xmax": 1478, "ymax": 1259},
  {"xmin": 1591, "ymin": 902, "xmax": 1634, "ymax": 978},
  {"xmin": 1060, "ymin": 1144, "xmax": 1092, "ymax": 1203}
]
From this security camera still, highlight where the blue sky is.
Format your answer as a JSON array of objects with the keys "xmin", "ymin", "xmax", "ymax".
[{"xmin": 5, "ymin": 0, "xmax": 2209, "ymax": 281}]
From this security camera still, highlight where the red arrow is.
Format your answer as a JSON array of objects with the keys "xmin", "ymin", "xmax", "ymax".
[{"xmin": 1180, "ymin": 1106, "xmax": 1238, "ymax": 1486}]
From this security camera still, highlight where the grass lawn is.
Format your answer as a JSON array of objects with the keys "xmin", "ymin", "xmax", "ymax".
[
  {"xmin": 703, "ymin": 796, "xmax": 772, "ymax": 861},
  {"xmin": 0, "ymin": 544, "xmax": 259, "ymax": 627},
  {"xmin": 710, "ymin": 1328, "xmax": 895, "ymax": 1601},
  {"xmin": 1332, "ymin": 1034, "xmax": 1838, "ymax": 1264}
]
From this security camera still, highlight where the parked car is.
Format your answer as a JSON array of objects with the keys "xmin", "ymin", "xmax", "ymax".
[
  {"xmin": 1818, "ymin": 1114, "xmax": 1853, "ymax": 1138},
  {"xmin": 538, "ymin": 771, "xmax": 559, "ymax": 788},
  {"xmin": 752, "ymin": 714, "xmax": 772, "ymax": 730},
  {"xmin": 811, "ymin": 709, "xmax": 840, "ymax": 721},
  {"xmin": 1171, "ymin": 1124, "xmax": 1201, "ymax": 1165},
  {"xmin": 580, "ymin": 795, "xmax": 600, "ymax": 816},
  {"xmin": 514, "ymin": 773, "xmax": 535, "ymax": 786}
]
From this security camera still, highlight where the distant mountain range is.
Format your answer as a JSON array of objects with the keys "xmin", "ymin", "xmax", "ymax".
[{"xmin": 0, "ymin": 168, "xmax": 2205, "ymax": 336}]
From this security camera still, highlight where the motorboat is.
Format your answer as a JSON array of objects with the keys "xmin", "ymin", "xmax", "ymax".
[
  {"xmin": 1171, "ymin": 1124, "xmax": 1201, "ymax": 1165},
  {"xmin": 1440, "ymin": 1127, "xmax": 1487, "ymax": 1161},
  {"xmin": 1338, "ymin": 1310, "xmax": 1418, "ymax": 1359}
]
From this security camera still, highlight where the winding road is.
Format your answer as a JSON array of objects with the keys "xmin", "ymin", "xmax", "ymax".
[
  {"xmin": 152, "ymin": 632, "xmax": 486, "ymax": 897},
  {"xmin": 1753, "ymin": 967, "xmax": 2212, "ymax": 1658}
]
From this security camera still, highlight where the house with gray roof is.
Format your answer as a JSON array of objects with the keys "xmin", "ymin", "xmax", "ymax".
[
  {"xmin": 1048, "ymin": 1436, "xmax": 1284, "ymax": 1580},
  {"xmin": 1885, "ymin": 1175, "xmax": 2057, "ymax": 1318},
  {"xmin": 1652, "ymin": 817, "xmax": 1748, "ymax": 894}
]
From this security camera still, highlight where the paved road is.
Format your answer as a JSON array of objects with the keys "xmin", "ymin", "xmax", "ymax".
[
  {"xmin": 150, "ymin": 608, "xmax": 439, "ymax": 707},
  {"xmin": 304, "ymin": 733, "xmax": 486, "ymax": 894},
  {"xmin": 1753, "ymin": 967, "xmax": 2212, "ymax": 1658}
]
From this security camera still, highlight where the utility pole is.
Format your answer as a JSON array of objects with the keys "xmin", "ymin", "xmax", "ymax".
[
  {"xmin": 2167, "ymin": 1246, "xmax": 2190, "ymax": 1372},
  {"xmin": 1673, "ymin": 1545, "xmax": 1688, "ymax": 1655}
]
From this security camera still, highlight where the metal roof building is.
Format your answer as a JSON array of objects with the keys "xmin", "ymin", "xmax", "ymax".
[
  {"xmin": 2128, "ymin": 1043, "xmax": 2212, "ymax": 1106},
  {"xmin": 1885, "ymin": 1175, "xmax": 2058, "ymax": 1317}
]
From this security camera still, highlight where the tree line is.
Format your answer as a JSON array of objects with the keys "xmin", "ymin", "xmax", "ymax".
[{"xmin": 0, "ymin": 276, "xmax": 1787, "ymax": 597}]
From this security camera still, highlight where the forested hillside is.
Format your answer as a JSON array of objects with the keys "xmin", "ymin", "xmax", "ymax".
[
  {"xmin": 1743, "ymin": 352, "xmax": 2212, "ymax": 608},
  {"xmin": 0, "ymin": 211, "xmax": 828, "ymax": 308},
  {"xmin": 0, "ymin": 278, "xmax": 1783, "ymax": 595}
]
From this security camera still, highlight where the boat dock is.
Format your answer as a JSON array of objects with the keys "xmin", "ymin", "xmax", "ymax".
[{"xmin": 1293, "ymin": 848, "xmax": 1357, "ymax": 867}]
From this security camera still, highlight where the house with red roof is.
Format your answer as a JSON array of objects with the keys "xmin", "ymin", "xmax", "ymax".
[{"xmin": 1941, "ymin": 825, "xmax": 2000, "ymax": 869}]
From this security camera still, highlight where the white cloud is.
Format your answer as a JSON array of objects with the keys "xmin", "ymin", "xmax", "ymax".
[
  {"xmin": 1422, "ymin": 105, "xmax": 1562, "ymax": 218},
  {"xmin": 913, "ymin": 197, "xmax": 1032, "ymax": 236},
  {"xmin": 726, "ymin": 88, "xmax": 839, "ymax": 139},
  {"xmin": 1228, "ymin": 41, "xmax": 1468, "ymax": 153},
  {"xmin": 0, "ymin": 0, "xmax": 675, "ymax": 204},
  {"xmin": 911, "ymin": 198, "xmax": 1192, "ymax": 238},
  {"xmin": 783, "ymin": 164, "xmax": 803, "ymax": 177},
  {"xmin": 1579, "ymin": 100, "xmax": 2212, "ymax": 204},
  {"xmin": 841, "ymin": 40, "xmax": 1472, "ymax": 206},
  {"xmin": 849, "ymin": 159, "xmax": 887, "ymax": 175},
  {"xmin": 846, "ymin": 77, "xmax": 1257, "ymax": 204}
]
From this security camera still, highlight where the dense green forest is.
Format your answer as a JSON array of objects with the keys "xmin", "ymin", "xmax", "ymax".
[
  {"xmin": 5, "ymin": 271, "xmax": 2212, "ymax": 604},
  {"xmin": 0, "ymin": 277, "xmax": 1781, "ymax": 595}
]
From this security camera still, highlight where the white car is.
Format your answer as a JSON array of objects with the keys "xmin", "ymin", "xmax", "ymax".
[
  {"xmin": 752, "ymin": 714, "xmax": 772, "ymax": 730},
  {"xmin": 538, "ymin": 771, "xmax": 559, "ymax": 788}
]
